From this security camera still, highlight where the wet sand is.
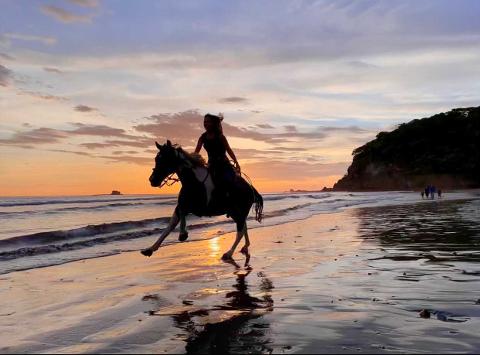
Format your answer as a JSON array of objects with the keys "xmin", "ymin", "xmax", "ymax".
[{"xmin": 1, "ymin": 199, "xmax": 480, "ymax": 353}]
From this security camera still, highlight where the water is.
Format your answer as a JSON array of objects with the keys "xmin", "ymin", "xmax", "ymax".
[{"xmin": 0, "ymin": 190, "xmax": 478, "ymax": 275}]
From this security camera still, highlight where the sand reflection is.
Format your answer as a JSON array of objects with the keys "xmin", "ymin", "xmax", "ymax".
[{"xmin": 148, "ymin": 263, "xmax": 275, "ymax": 354}]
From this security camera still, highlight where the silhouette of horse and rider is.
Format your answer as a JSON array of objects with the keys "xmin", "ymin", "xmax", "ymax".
[{"xmin": 141, "ymin": 113, "xmax": 263, "ymax": 262}]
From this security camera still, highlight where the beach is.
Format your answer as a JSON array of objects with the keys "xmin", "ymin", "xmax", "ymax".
[{"xmin": 1, "ymin": 192, "xmax": 480, "ymax": 353}]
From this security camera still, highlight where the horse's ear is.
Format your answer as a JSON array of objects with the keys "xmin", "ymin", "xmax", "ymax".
[
  {"xmin": 167, "ymin": 140, "xmax": 172, "ymax": 147},
  {"xmin": 155, "ymin": 141, "xmax": 162, "ymax": 150}
]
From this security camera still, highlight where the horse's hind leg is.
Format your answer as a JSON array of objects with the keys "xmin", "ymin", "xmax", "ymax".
[
  {"xmin": 240, "ymin": 222, "xmax": 250, "ymax": 256},
  {"xmin": 141, "ymin": 207, "xmax": 180, "ymax": 257},
  {"xmin": 222, "ymin": 217, "xmax": 246, "ymax": 261},
  {"xmin": 178, "ymin": 210, "xmax": 189, "ymax": 242}
]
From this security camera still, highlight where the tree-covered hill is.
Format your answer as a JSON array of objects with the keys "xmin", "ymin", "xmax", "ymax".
[{"xmin": 333, "ymin": 106, "xmax": 480, "ymax": 191}]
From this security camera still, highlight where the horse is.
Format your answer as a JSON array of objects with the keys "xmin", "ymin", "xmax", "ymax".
[{"xmin": 141, "ymin": 140, "xmax": 263, "ymax": 261}]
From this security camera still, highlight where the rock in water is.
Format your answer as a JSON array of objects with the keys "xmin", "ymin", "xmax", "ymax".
[{"xmin": 419, "ymin": 309, "xmax": 431, "ymax": 318}]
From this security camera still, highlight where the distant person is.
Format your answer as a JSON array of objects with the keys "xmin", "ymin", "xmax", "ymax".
[
  {"xmin": 421, "ymin": 191, "xmax": 425, "ymax": 199},
  {"xmin": 430, "ymin": 185, "xmax": 436, "ymax": 199},
  {"xmin": 425, "ymin": 186, "xmax": 430, "ymax": 199},
  {"xmin": 438, "ymin": 189, "xmax": 442, "ymax": 198}
]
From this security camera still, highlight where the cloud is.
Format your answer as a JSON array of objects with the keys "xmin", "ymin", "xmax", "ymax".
[
  {"xmin": 0, "ymin": 64, "xmax": 13, "ymax": 87},
  {"xmin": 40, "ymin": 5, "xmax": 96, "ymax": 23},
  {"xmin": 48, "ymin": 149, "xmax": 93, "ymax": 157},
  {"xmin": 43, "ymin": 67, "xmax": 64, "ymax": 74},
  {"xmin": 284, "ymin": 125, "xmax": 297, "ymax": 133},
  {"xmin": 98, "ymin": 155, "xmax": 152, "ymax": 165},
  {"xmin": 0, "ymin": 53, "xmax": 15, "ymax": 61},
  {"xmin": 319, "ymin": 125, "xmax": 369, "ymax": 133},
  {"xmin": 69, "ymin": 123, "xmax": 135, "ymax": 138},
  {"xmin": 80, "ymin": 142, "xmax": 113, "ymax": 149},
  {"xmin": 1, "ymin": 33, "xmax": 56, "ymax": 45},
  {"xmin": 269, "ymin": 146, "xmax": 308, "ymax": 152},
  {"xmin": 255, "ymin": 124, "xmax": 274, "ymax": 129},
  {"xmin": 112, "ymin": 150, "xmax": 139, "ymax": 155},
  {"xmin": 18, "ymin": 90, "xmax": 68, "ymax": 101},
  {"xmin": 80, "ymin": 137, "xmax": 154, "ymax": 150},
  {"xmin": 132, "ymin": 110, "xmax": 328, "ymax": 159},
  {"xmin": 101, "ymin": 138, "xmax": 153, "ymax": 149},
  {"xmin": 134, "ymin": 110, "xmax": 333, "ymax": 147},
  {"xmin": 74, "ymin": 104, "xmax": 98, "ymax": 112},
  {"xmin": 68, "ymin": 0, "xmax": 99, "ymax": 8},
  {"xmin": 0, "ymin": 123, "xmax": 140, "ymax": 146},
  {"xmin": 0, "ymin": 127, "xmax": 69, "ymax": 145},
  {"xmin": 218, "ymin": 97, "xmax": 249, "ymax": 104},
  {"xmin": 134, "ymin": 110, "xmax": 204, "ymax": 147}
]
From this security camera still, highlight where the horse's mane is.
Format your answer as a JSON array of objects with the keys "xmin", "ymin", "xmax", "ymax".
[{"xmin": 175, "ymin": 146, "xmax": 207, "ymax": 167}]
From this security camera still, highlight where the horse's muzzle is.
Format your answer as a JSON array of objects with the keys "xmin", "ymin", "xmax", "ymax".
[{"xmin": 149, "ymin": 172, "xmax": 160, "ymax": 187}]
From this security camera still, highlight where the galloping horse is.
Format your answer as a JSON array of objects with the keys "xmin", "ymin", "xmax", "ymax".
[{"xmin": 141, "ymin": 140, "xmax": 263, "ymax": 261}]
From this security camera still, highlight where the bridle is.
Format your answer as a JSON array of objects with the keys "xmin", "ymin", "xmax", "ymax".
[{"xmin": 154, "ymin": 147, "xmax": 209, "ymax": 188}]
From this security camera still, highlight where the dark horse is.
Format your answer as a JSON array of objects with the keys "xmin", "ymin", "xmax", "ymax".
[{"xmin": 141, "ymin": 140, "xmax": 263, "ymax": 261}]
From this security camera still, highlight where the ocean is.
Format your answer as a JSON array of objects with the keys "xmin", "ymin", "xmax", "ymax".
[{"xmin": 0, "ymin": 190, "xmax": 478, "ymax": 276}]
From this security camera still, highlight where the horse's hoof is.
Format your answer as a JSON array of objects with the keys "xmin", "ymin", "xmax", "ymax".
[
  {"xmin": 178, "ymin": 232, "xmax": 189, "ymax": 242},
  {"xmin": 141, "ymin": 249, "xmax": 153, "ymax": 257},
  {"xmin": 221, "ymin": 252, "xmax": 233, "ymax": 261},
  {"xmin": 244, "ymin": 253, "xmax": 251, "ymax": 267}
]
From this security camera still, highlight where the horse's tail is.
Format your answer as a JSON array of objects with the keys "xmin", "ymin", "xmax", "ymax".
[{"xmin": 251, "ymin": 186, "xmax": 263, "ymax": 223}]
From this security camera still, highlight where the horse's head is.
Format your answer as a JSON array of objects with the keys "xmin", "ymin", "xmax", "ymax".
[{"xmin": 149, "ymin": 140, "xmax": 178, "ymax": 187}]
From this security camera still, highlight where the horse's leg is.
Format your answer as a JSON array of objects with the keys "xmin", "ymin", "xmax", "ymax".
[
  {"xmin": 141, "ymin": 207, "xmax": 180, "ymax": 257},
  {"xmin": 222, "ymin": 217, "xmax": 246, "ymax": 260},
  {"xmin": 240, "ymin": 222, "xmax": 250, "ymax": 255},
  {"xmin": 178, "ymin": 209, "xmax": 189, "ymax": 242}
]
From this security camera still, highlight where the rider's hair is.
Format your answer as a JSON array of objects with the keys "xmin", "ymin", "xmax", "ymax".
[{"xmin": 204, "ymin": 113, "xmax": 223, "ymax": 135}]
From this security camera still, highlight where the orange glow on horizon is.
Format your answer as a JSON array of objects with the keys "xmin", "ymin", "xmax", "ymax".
[{"xmin": 0, "ymin": 148, "xmax": 344, "ymax": 197}]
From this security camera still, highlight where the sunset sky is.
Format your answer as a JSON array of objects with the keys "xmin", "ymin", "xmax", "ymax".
[{"xmin": 1, "ymin": 0, "xmax": 480, "ymax": 196}]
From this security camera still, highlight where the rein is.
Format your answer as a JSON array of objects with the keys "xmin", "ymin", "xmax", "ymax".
[{"xmin": 159, "ymin": 173, "xmax": 180, "ymax": 188}]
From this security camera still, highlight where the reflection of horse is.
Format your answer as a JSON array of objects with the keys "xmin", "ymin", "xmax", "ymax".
[
  {"xmin": 141, "ymin": 140, "xmax": 263, "ymax": 261},
  {"xmin": 172, "ymin": 268, "xmax": 274, "ymax": 353}
]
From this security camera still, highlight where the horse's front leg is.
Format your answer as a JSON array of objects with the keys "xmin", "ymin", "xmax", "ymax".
[
  {"xmin": 141, "ymin": 207, "xmax": 180, "ymax": 257},
  {"xmin": 178, "ymin": 210, "xmax": 189, "ymax": 241}
]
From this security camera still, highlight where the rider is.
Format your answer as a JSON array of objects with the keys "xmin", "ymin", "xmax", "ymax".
[{"xmin": 195, "ymin": 113, "xmax": 240, "ymax": 201}]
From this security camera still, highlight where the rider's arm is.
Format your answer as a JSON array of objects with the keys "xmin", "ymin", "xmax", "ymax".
[
  {"xmin": 194, "ymin": 135, "xmax": 204, "ymax": 154},
  {"xmin": 222, "ymin": 135, "xmax": 241, "ymax": 172}
]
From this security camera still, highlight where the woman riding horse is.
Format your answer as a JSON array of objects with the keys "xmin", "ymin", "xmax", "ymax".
[
  {"xmin": 140, "ymin": 114, "xmax": 263, "ymax": 261},
  {"xmin": 195, "ymin": 113, "xmax": 240, "ymax": 202}
]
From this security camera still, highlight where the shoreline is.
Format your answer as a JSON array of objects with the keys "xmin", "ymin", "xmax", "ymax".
[{"xmin": 0, "ymin": 192, "xmax": 477, "ymax": 277}]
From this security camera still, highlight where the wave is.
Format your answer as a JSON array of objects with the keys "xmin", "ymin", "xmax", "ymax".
[
  {"xmin": 0, "ymin": 195, "xmax": 175, "ymax": 208},
  {"xmin": 0, "ymin": 193, "xmax": 320, "ymax": 214},
  {"xmin": 0, "ymin": 227, "xmax": 164, "ymax": 261},
  {"xmin": 0, "ymin": 200, "xmax": 177, "ymax": 217},
  {"xmin": 0, "ymin": 217, "xmax": 170, "ymax": 249},
  {"xmin": 0, "ymin": 193, "xmax": 328, "ymax": 218},
  {"xmin": 263, "ymin": 193, "xmax": 331, "ymax": 201},
  {"xmin": 0, "ymin": 217, "xmax": 237, "ymax": 262}
]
